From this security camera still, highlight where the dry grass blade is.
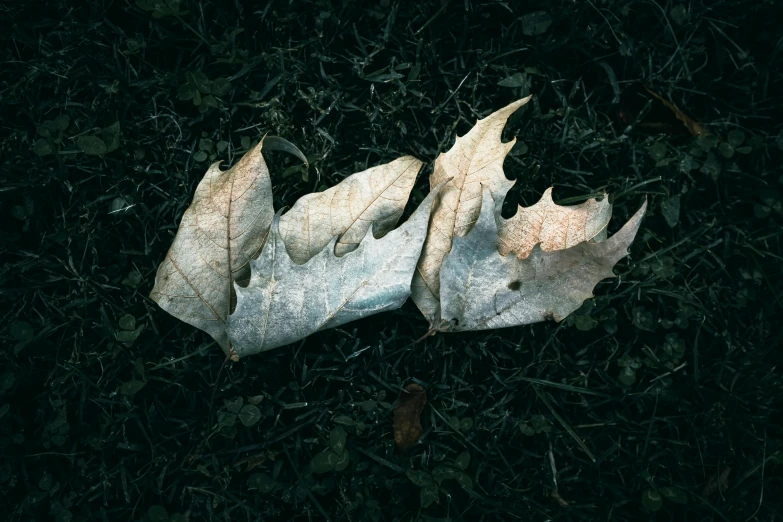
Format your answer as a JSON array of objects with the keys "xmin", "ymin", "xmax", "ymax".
[{"xmin": 642, "ymin": 86, "xmax": 713, "ymax": 137}]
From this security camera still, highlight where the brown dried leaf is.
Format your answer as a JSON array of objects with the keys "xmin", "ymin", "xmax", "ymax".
[
  {"xmin": 393, "ymin": 384, "xmax": 427, "ymax": 450},
  {"xmin": 498, "ymin": 188, "xmax": 612, "ymax": 259},
  {"xmin": 411, "ymin": 97, "xmax": 531, "ymax": 324}
]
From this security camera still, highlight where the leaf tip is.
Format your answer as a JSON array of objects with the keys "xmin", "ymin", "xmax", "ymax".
[
  {"xmin": 517, "ymin": 94, "xmax": 533, "ymax": 105},
  {"xmin": 627, "ymin": 198, "xmax": 648, "ymax": 230},
  {"xmin": 261, "ymin": 135, "xmax": 308, "ymax": 167},
  {"xmin": 605, "ymin": 197, "xmax": 648, "ymax": 258},
  {"xmin": 206, "ymin": 159, "xmax": 225, "ymax": 176},
  {"xmin": 505, "ymin": 95, "xmax": 533, "ymax": 114}
]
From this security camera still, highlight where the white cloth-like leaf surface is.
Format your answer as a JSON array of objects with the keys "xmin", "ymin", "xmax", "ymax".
[
  {"xmin": 411, "ymin": 97, "xmax": 532, "ymax": 324},
  {"xmin": 149, "ymin": 139, "xmax": 276, "ymax": 350},
  {"xmin": 151, "ymin": 138, "xmax": 423, "ymax": 356},
  {"xmin": 440, "ymin": 188, "xmax": 646, "ymax": 331},
  {"xmin": 226, "ymin": 186, "xmax": 442, "ymax": 357},
  {"xmin": 498, "ymin": 188, "xmax": 612, "ymax": 259},
  {"xmin": 279, "ymin": 156, "xmax": 422, "ymax": 263}
]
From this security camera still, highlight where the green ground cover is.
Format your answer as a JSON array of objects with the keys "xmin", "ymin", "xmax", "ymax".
[{"xmin": 1, "ymin": 0, "xmax": 782, "ymax": 520}]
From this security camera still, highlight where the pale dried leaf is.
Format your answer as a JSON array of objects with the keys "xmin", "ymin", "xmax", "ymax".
[
  {"xmin": 440, "ymin": 188, "xmax": 646, "ymax": 331},
  {"xmin": 150, "ymin": 140, "xmax": 274, "ymax": 350},
  {"xmin": 412, "ymin": 97, "xmax": 531, "ymax": 324},
  {"xmin": 226, "ymin": 186, "xmax": 442, "ymax": 357},
  {"xmin": 279, "ymin": 156, "xmax": 422, "ymax": 263},
  {"xmin": 498, "ymin": 188, "xmax": 612, "ymax": 259}
]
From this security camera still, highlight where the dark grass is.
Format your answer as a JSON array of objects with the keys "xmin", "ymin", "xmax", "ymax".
[{"xmin": 2, "ymin": 0, "xmax": 783, "ymax": 520}]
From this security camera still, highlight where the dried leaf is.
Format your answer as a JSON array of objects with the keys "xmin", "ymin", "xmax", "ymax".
[
  {"xmin": 498, "ymin": 187, "xmax": 612, "ymax": 259},
  {"xmin": 393, "ymin": 384, "xmax": 426, "ymax": 450},
  {"xmin": 439, "ymin": 187, "xmax": 646, "ymax": 331},
  {"xmin": 150, "ymin": 139, "xmax": 277, "ymax": 350},
  {"xmin": 279, "ymin": 156, "xmax": 421, "ymax": 263},
  {"xmin": 412, "ymin": 97, "xmax": 532, "ymax": 324},
  {"xmin": 152, "ymin": 139, "xmax": 422, "ymax": 355},
  {"xmin": 153, "ymin": 102, "xmax": 645, "ymax": 352},
  {"xmin": 225, "ymin": 185, "xmax": 442, "ymax": 357}
]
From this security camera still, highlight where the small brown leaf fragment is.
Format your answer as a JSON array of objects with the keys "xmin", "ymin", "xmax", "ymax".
[
  {"xmin": 702, "ymin": 467, "xmax": 731, "ymax": 498},
  {"xmin": 393, "ymin": 384, "xmax": 427, "ymax": 450}
]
